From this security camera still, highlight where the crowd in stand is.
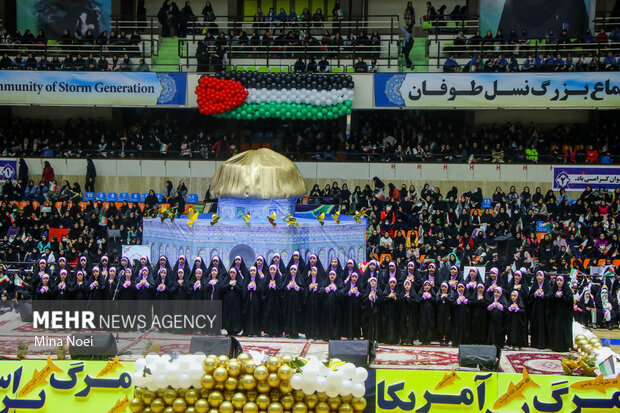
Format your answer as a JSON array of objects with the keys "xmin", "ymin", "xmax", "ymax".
[
  {"xmin": 1, "ymin": 112, "xmax": 619, "ymax": 164},
  {"xmin": 442, "ymin": 27, "xmax": 620, "ymax": 72},
  {"xmin": 1, "ymin": 167, "xmax": 620, "ymax": 347}
]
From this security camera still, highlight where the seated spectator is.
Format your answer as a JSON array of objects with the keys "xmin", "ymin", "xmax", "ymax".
[
  {"xmin": 307, "ymin": 57, "xmax": 317, "ymax": 72},
  {"xmin": 60, "ymin": 28, "xmax": 73, "ymax": 45},
  {"xmin": 369, "ymin": 58, "xmax": 379, "ymax": 73},
  {"xmin": 98, "ymin": 55, "xmax": 110, "ymax": 71},
  {"xmin": 494, "ymin": 29, "xmax": 505, "ymax": 44},
  {"xmin": 22, "ymin": 29, "xmax": 35, "ymax": 44},
  {"xmin": 522, "ymin": 55, "xmax": 533, "ymax": 71},
  {"xmin": 318, "ymin": 55, "xmax": 330, "ymax": 72},
  {"xmin": 74, "ymin": 54, "xmax": 85, "ymax": 71},
  {"xmin": 603, "ymin": 51, "xmax": 616, "ymax": 70},
  {"xmin": 468, "ymin": 31, "xmax": 482, "ymax": 46},
  {"xmin": 596, "ymin": 28, "xmax": 609, "ymax": 43},
  {"xmin": 508, "ymin": 29, "xmax": 518, "ymax": 44},
  {"xmin": 443, "ymin": 54, "xmax": 458, "ymax": 72},
  {"xmin": 583, "ymin": 28, "xmax": 594, "ymax": 43},
  {"xmin": 277, "ymin": 8, "xmax": 287, "ymax": 22},
  {"xmin": 61, "ymin": 54, "xmax": 74, "ymax": 71},
  {"xmin": 519, "ymin": 28, "xmax": 529, "ymax": 43},
  {"xmin": 546, "ymin": 28, "xmax": 556, "ymax": 43},
  {"xmin": 121, "ymin": 54, "xmax": 134, "ymax": 71},
  {"xmin": 37, "ymin": 54, "xmax": 50, "ymax": 71},
  {"xmin": 0, "ymin": 54, "xmax": 12, "ymax": 70},
  {"xmin": 109, "ymin": 55, "xmax": 122, "ymax": 71},
  {"xmin": 83, "ymin": 29, "xmax": 95, "ymax": 44},
  {"xmin": 585, "ymin": 145, "xmax": 599, "ymax": 163},
  {"xmin": 482, "ymin": 30, "xmax": 494, "ymax": 44},
  {"xmin": 0, "ymin": 28, "xmax": 11, "ymax": 44},
  {"xmin": 137, "ymin": 58, "xmax": 150, "ymax": 72},
  {"xmin": 293, "ymin": 57, "xmax": 306, "ymax": 72},
  {"xmin": 34, "ymin": 29, "xmax": 47, "ymax": 45},
  {"xmin": 86, "ymin": 54, "xmax": 98, "ymax": 71},
  {"xmin": 558, "ymin": 29, "xmax": 570, "ymax": 44},
  {"xmin": 354, "ymin": 57, "xmax": 368, "ymax": 72},
  {"xmin": 508, "ymin": 57, "xmax": 519, "ymax": 72},
  {"xmin": 554, "ymin": 54, "xmax": 565, "ymax": 71}
]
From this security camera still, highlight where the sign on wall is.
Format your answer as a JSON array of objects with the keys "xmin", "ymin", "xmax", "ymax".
[
  {"xmin": 374, "ymin": 73, "xmax": 620, "ymax": 109},
  {"xmin": 553, "ymin": 166, "xmax": 620, "ymax": 191},
  {"xmin": 0, "ymin": 72, "xmax": 187, "ymax": 106}
]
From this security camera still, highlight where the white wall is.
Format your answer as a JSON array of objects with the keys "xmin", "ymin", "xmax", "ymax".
[{"xmin": 22, "ymin": 157, "xmax": 558, "ymax": 198}]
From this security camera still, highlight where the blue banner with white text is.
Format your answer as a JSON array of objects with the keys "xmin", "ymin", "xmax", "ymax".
[
  {"xmin": 553, "ymin": 166, "xmax": 620, "ymax": 191},
  {"xmin": 0, "ymin": 72, "xmax": 187, "ymax": 106},
  {"xmin": 374, "ymin": 73, "xmax": 620, "ymax": 109}
]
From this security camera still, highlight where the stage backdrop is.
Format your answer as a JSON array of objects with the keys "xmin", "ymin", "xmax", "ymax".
[
  {"xmin": 479, "ymin": 0, "xmax": 593, "ymax": 40},
  {"xmin": 374, "ymin": 73, "xmax": 620, "ymax": 109},
  {"xmin": 17, "ymin": 0, "xmax": 111, "ymax": 39}
]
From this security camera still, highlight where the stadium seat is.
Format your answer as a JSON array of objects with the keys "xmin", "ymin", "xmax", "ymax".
[
  {"xmin": 379, "ymin": 254, "xmax": 392, "ymax": 263},
  {"xmin": 96, "ymin": 192, "xmax": 107, "ymax": 201},
  {"xmin": 481, "ymin": 198, "xmax": 492, "ymax": 209},
  {"xmin": 84, "ymin": 192, "xmax": 95, "ymax": 201},
  {"xmin": 582, "ymin": 259, "xmax": 591, "ymax": 269},
  {"xmin": 331, "ymin": 67, "xmax": 343, "ymax": 73},
  {"xmin": 258, "ymin": 66, "xmax": 269, "ymax": 73},
  {"xmin": 346, "ymin": 67, "xmax": 354, "ymax": 72},
  {"xmin": 119, "ymin": 192, "xmax": 130, "ymax": 201},
  {"xmin": 569, "ymin": 199, "xmax": 576, "ymax": 205},
  {"xmin": 270, "ymin": 67, "xmax": 281, "ymax": 73},
  {"xmin": 188, "ymin": 194, "xmax": 199, "ymax": 204},
  {"xmin": 235, "ymin": 66, "xmax": 244, "ymax": 71},
  {"xmin": 130, "ymin": 193, "xmax": 141, "ymax": 202},
  {"xmin": 107, "ymin": 192, "xmax": 118, "ymax": 202},
  {"xmin": 141, "ymin": 193, "xmax": 148, "ymax": 202},
  {"xmin": 225, "ymin": 65, "xmax": 233, "ymax": 71},
  {"xmin": 613, "ymin": 259, "xmax": 620, "ymax": 269},
  {"xmin": 281, "ymin": 66, "xmax": 289, "ymax": 73},
  {"xmin": 156, "ymin": 193, "xmax": 163, "ymax": 202},
  {"xmin": 246, "ymin": 66, "xmax": 256, "ymax": 72}
]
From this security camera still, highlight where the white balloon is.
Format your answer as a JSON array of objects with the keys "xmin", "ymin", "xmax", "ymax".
[
  {"xmin": 290, "ymin": 373, "xmax": 304, "ymax": 390},
  {"xmin": 326, "ymin": 386, "xmax": 340, "ymax": 398},
  {"xmin": 341, "ymin": 363, "xmax": 356, "ymax": 380},
  {"xmin": 326, "ymin": 98, "xmax": 333, "ymax": 106},
  {"xmin": 303, "ymin": 373, "xmax": 317, "ymax": 388},
  {"xmin": 315, "ymin": 376, "xmax": 327, "ymax": 393},
  {"xmin": 352, "ymin": 383, "xmax": 366, "ymax": 398},
  {"xmin": 155, "ymin": 374, "xmax": 168, "ymax": 389},
  {"xmin": 326, "ymin": 371, "xmax": 340, "ymax": 388},
  {"xmin": 132, "ymin": 372, "xmax": 144, "ymax": 387},
  {"xmin": 339, "ymin": 379, "xmax": 353, "ymax": 396},
  {"xmin": 145, "ymin": 354, "xmax": 158, "ymax": 364},
  {"xmin": 302, "ymin": 381, "xmax": 315, "ymax": 395},
  {"xmin": 135, "ymin": 358, "xmax": 146, "ymax": 373},
  {"xmin": 354, "ymin": 367, "xmax": 368, "ymax": 382},
  {"xmin": 178, "ymin": 374, "xmax": 192, "ymax": 388}
]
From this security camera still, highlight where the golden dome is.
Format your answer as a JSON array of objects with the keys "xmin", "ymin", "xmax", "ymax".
[{"xmin": 210, "ymin": 148, "xmax": 307, "ymax": 199}]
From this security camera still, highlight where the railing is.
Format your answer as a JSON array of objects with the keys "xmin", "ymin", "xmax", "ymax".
[
  {"xmin": 422, "ymin": 15, "xmax": 480, "ymax": 36},
  {"xmin": 593, "ymin": 15, "xmax": 620, "ymax": 32},
  {"xmin": 0, "ymin": 39, "xmax": 157, "ymax": 59}
]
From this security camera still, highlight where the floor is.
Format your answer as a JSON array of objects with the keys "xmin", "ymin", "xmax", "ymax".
[{"xmin": 0, "ymin": 314, "xmax": 569, "ymax": 375}]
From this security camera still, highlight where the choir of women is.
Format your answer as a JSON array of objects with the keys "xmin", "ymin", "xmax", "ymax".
[{"xmin": 23, "ymin": 253, "xmax": 579, "ymax": 351}]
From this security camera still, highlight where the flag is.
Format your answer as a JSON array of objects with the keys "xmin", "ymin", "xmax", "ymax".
[
  {"xmin": 576, "ymin": 226, "xmax": 581, "ymax": 237},
  {"xmin": 429, "ymin": 185, "xmax": 440, "ymax": 194},
  {"xmin": 20, "ymin": 231, "xmax": 28, "ymax": 243},
  {"xmin": 362, "ymin": 145, "xmax": 372, "ymax": 153},
  {"xmin": 160, "ymin": 143, "xmax": 169, "ymax": 153},
  {"xmin": 468, "ymin": 155, "xmax": 475, "ymax": 166},
  {"xmin": 445, "ymin": 213, "xmax": 450, "ymax": 225},
  {"xmin": 517, "ymin": 217, "xmax": 523, "ymax": 231},
  {"xmin": 14, "ymin": 275, "xmax": 24, "ymax": 287},
  {"xmin": 0, "ymin": 275, "xmax": 9, "ymax": 283},
  {"xmin": 599, "ymin": 355, "xmax": 617, "ymax": 377},
  {"xmin": 99, "ymin": 216, "xmax": 108, "ymax": 226},
  {"xmin": 49, "ymin": 182, "xmax": 57, "ymax": 192},
  {"xmin": 602, "ymin": 267, "xmax": 615, "ymax": 278},
  {"xmin": 570, "ymin": 268, "xmax": 579, "ymax": 281}
]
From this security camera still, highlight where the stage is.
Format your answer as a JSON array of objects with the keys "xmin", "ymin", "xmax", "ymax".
[{"xmin": 0, "ymin": 314, "xmax": 568, "ymax": 375}]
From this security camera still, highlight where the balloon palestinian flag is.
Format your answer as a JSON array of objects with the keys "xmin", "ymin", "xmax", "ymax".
[{"xmin": 195, "ymin": 72, "xmax": 354, "ymax": 120}]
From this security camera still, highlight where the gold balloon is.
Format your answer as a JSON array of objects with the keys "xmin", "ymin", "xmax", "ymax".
[
  {"xmin": 574, "ymin": 334, "xmax": 587, "ymax": 342},
  {"xmin": 243, "ymin": 402, "xmax": 259, "ymax": 413},
  {"xmin": 277, "ymin": 365, "xmax": 293, "ymax": 381},
  {"xmin": 244, "ymin": 361, "xmax": 257, "ymax": 375},
  {"xmin": 292, "ymin": 402, "xmax": 308, "ymax": 413},
  {"xmin": 151, "ymin": 398, "xmax": 166, "ymax": 413},
  {"xmin": 179, "ymin": 389, "xmax": 188, "ymax": 398},
  {"xmin": 582, "ymin": 344, "xmax": 593, "ymax": 354},
  {"xmin": 209, "ymin": 410, "xmax": 219, "ymax": 413},
  {"xmin": 316, "ymin": 393, "xmax": 328, "ymax": 402},
  {"xmin": 241, "ymin": 374, "xmax": 257, "ymax": 390},
  {"xmin": 266, "ymin": 357, "xmax": 281, "ymax": 373},
  {"xmin": 256, "ymin": 394, "xmax": 271, "ymax": 410},
  {"xmin": 204, "ymin": 357, "xmax": 219, "ymax": 374},
  {"xmin": 130, "ymin": 398, "xmax": 145, "ymax": 412},
  {"xmin": 254, "ymin": 366, "xmax": 269, "ymax": 382},
  {"xmin": 338, "ymin": 403, "xmax": 353, "ymax": 413},
  {"xmin": 575, "ymin": 338, "xmax": 587, "ymax": 346},
  {"xmin": 257, "ymin": 381, "xmax": 270, "ymax": 394},
  {"xmin": 281, "ymin": 394, "xmax": 295, "ymax": 410},
  {"xmin": 237, "ymin": 353, "xmax": 250, "ymax": 363},
  {"xmin": 158, "ymin": 389, "xmax": 167, "ymax": 398},
  {"xmin": 341, "ymin": 395, "xmax": 352, "ymax": 404},
  {"xmin": 268, "ymin": 402, "xmax": 284, "ymax": 413},
  {"xmin": 214, "ymin": 367, "xmax": 229, "ymax": 383},
  {"xmin": 593, "ymin": 342, "xmax": 603, "ymax": 349},
  {"xmin": 589, "ymin": 337, "xmax": 602, "ymax": 344},
  {"xmin": 208, "ymin": 391, "xmax": 224, "ymax": 408},
  {"xmin": 267, "ymin": 374, "xmax": 281, "ymax": 388},
  {"xmin": 144, "ymin": 409, "xmax": 152, "ymax": 413},
  {"xmin": 225, "ymin": 378, "xmax": 239, "ymax": 391},
  {"xmin": 315, "ymin": 402, "xmax": 329, "ymax": 413},
  {"xmin": 134, "ymin": 387, "xmax": 144, "ymax": 399},
  {"xmin": 195, "ymin": 399, "xmax": 209, "ymax": 413},
  {"xmin": 143, "ymin": 390, "xmax": 157, "ymax": 405},
  {"xmin": 224, "ymin": 391, "xmax": 234, "ymax": 401},
  {"xmin": 268, "ymin": 390, "xmax": 281, "ymax": 402},
  {"xmin": 186, "ymin": 389, "xmax": 199, "ymax": 406},
  {"xmin": 293, "ymin": 391, "xmax": 305, "ymax": 402},
  {"xmin": 232, "ymin": 393, "xmax": 248, "ymax": 409},
  {"xmin": 305, "ymin": 394, "xmax": 318, "ymax": 409},
  {"xmin": 186, "ymin": 408, "xmax": 196, "ymax": 413},
  {"xmin": 218, "ymin": 356, "xmax": 231, "ymax": 366},
  {"xmin": 228, "ymin": 360, "xmax": 243, "ymax": 377},
  {"xmin": 279, "ymin": 381, "xmax": 292, "ymax": 394},
  {"xmin": 164, "ymin": 407, "xmax": 175, "ymax": 413},
  {"xmin": 247, "ymin": 391, "xmax": 258, "ymax": 402},
  {"xmin": 164, "ymin": 389, "xmax": 178, "ymax": 405},
  {"xmin": 280, "ymin": 355, "xmax": 293, "ymax": 364},
  {"xmin": 215, "ymin": 384, "xmax": 225, "ymax": 391},
  {"xmin": 327, "ymin": 397, "xmax": 341, "ymax": 410},
  {"xmin": 350, "ymin": 398, "xmax": 366, "ymax": 412},
  {"xmin": 173, "ymin": 398, "xmax": 188, "ymax": 413},
  {"xmin": 219, "ymin": 401, "xmax": 234, "ymax": 413}
]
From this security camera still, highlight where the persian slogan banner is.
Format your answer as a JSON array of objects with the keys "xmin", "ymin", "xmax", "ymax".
[
  {"xmin": 0, "ymin": 72, "xmax": 187, "ymax": 106},
  {"xmin": 0, "ymin": 158, "xmax": 18, "ymax": 180},
  {"xmin": 553, "ymin": 166, "xmax": 620, "ymax": 191},
  {"xmin": 0, "ymin": 358, "xmax": 134, "ymax": 412},
  {"xmin": 374, "ymin": 73, "xmax": 620, "ymax": 109},
  {"xmin": 376, "ymin": 369, "xmax": 620, "ymax": 412}
]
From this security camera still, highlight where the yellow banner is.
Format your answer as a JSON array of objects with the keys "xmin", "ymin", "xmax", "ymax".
[
  {"xmin": 376, "ymin": 369, "xmax": 620, "ymax": 412},
  {"xmin": 0, "ymin": 358, "xmax": 134, "ymax": 412}
]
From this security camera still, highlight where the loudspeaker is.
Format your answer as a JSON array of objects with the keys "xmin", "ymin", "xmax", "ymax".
[
  {"xmin": 69, "ymin": 333, "xmax": 117, "ymax": 357},
  {"xmin": 19, "ymin": 302, "xmax": 33, "ymax": 322},
  {"xmin": 328, "ymin": 340, "xmax": 376, "ymax": 366},
  {"xmin": 189, "ymin": 336, "xmax": 242, "ymax": 357},
  {"xmin": 458, "ymin": 345, "xmax": 500, "ymax": 371}
]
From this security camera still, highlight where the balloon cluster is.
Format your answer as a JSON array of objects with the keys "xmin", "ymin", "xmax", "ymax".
[
  {"xmin": 130, "ymin": 353, "xmax": 368, "ymax": 413},
  {"xmin": 214, "ymin": 102, "xmax": 352, "ymax": 121},
  {"xmin": 290, "ymin": 357, "xmax": 367, "ymax": 398},
  {"xmin": 211, "ymin": 72, "xmax": 355, "ymax": 91},
  {"xmin": 245, "ymin": 88, "xmax": 354, "ymax": 105},
  {"xmin": 574, "ymin": 334, "xmax": 603, "ymax": 354},
  {"xmin": 196, "ymin": 77, "xmax": 248, "ymax": 116}
]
